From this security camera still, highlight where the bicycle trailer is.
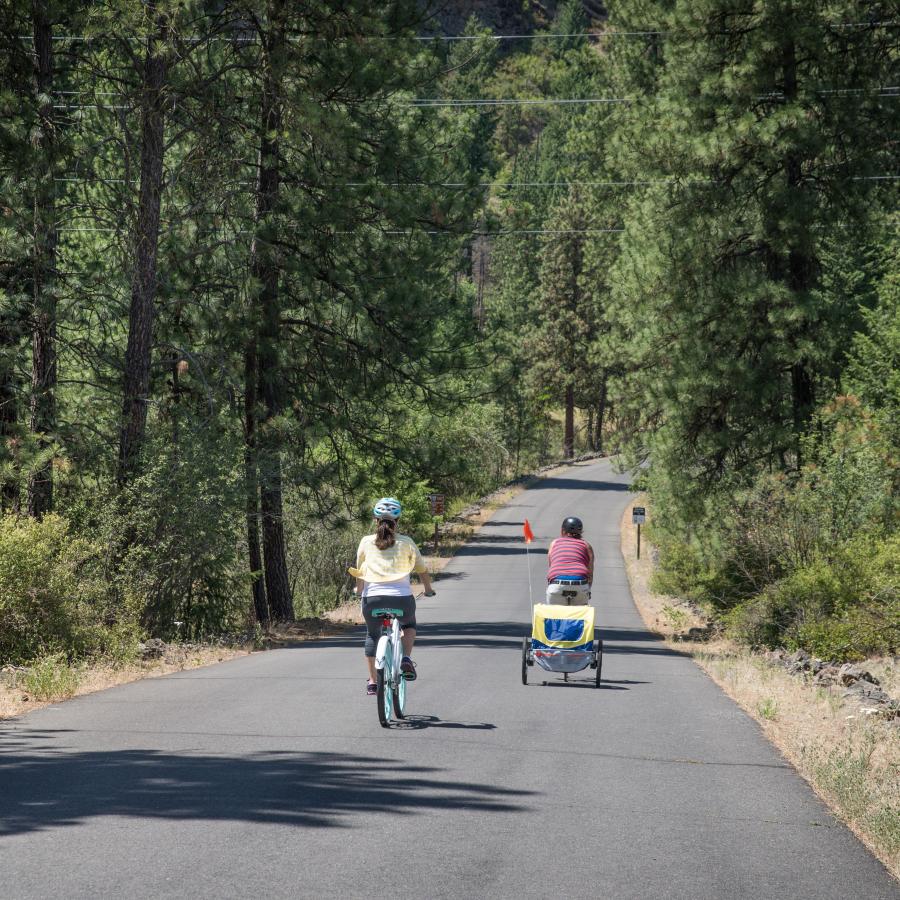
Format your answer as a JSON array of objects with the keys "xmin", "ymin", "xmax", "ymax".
[{"xmin": 521, "ymin": 602, "xmax": 602, "ymax": 686}]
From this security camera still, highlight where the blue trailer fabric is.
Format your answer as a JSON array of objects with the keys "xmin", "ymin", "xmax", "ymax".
[{"xmin": 531, "ymin": 603, "xmax": 595, "ymax": 673}]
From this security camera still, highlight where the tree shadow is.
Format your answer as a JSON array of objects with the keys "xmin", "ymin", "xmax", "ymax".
[
  {"xmin": 526, "ymin": 478, "xmax": 632, "ymax": 493},
  {"xmin": 454, "ymin": 545, "xmax": 547, "ymax": 557},
  {"xmin": 417, "ymin": 621, "xmax": 528, "ymax": 649},
  {"xmin": 432, "ymin": 570, "xmax": 468, "ymax": 581},
  {"xmin": 0, "ymin": 744, "xmax": 533, "ymax": 837},
  {"xmin": 596, "ymin": 626, "xmax": 670, "ymax": 643}
]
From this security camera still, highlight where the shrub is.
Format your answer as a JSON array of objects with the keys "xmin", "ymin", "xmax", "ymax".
[
  {"xmin": 109, "ymin": 426, "xmax": 248, "ymax": 640},
  {"xmin": 286, "ymin": 521, "xmax": 360, "ymax": 617},
  {"xmin": 726, "ymin": 535, "xmax": 900, "ymax": 660},
  {"xmin": 0, "ymin": 514, "xmax": 133, "ymax": 664},
  {"xmin": 23, "ymin": 653, "xmax": 80, "ymax": 701}
]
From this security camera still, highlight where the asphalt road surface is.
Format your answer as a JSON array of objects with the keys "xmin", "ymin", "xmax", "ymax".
[{"xmin": 1, "ymin": 459, "xmax": 897, "ymax": 899}]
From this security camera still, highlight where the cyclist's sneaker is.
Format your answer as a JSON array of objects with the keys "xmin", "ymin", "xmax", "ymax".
[
  {"xmin": 400, "ymin": 657, "xmax": 417, "ymax": 681},
  {"xmin": 366, "ymin": 680, "xmax": 377, "ymax": 696}
]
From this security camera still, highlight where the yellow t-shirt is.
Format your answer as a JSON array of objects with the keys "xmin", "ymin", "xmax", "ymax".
[{"xmin": 349, "ymin": 533, "xmax": 427, "ymax": 583}]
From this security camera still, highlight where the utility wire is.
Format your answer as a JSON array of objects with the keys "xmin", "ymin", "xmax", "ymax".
[
  {"xmin": 50, "ymin": 89, "xmax": 899, "ymax": 112},
  {"xmin": 416, "ymin": 21, "xmax": 900, "ymax": 40},
  {"xmin": 52, "ymin": 175, "xmax": 899, "ymax": 188},
  {"xmin": 18, "ymin": 21, "xmax": 900, "ymax": 43}
]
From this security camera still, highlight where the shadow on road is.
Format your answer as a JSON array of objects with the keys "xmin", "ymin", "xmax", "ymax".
[
  {"xmin": 0, "ymin": 745, "xmax": 533, "ymax": 836},
  {"xmin": 417, "ymin": 621, "xmax": 528, "ymax": 649},
  {"xmin": 455, "ymin": 545, "xmax": 546, "ymax": 557},
  {"xmin": 394, "ymin": 716, "xmax": 496, "ymax": 731},
  {"xmin": 277, "ymin": 623, "xmax": 684, "ymax": 657},
  {"xmin": 527, "ymin": 478, "xmax": 631, "ymax": 493}
]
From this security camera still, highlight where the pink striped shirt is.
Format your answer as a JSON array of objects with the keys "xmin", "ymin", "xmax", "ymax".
[{"xmin": 547, "ymin": 536, "xmax": 591, "ymax": 582}]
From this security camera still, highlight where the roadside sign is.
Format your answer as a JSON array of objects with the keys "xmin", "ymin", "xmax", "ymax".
[
  {"xmin": 428, "ymin": 493, "xmax": 445, "ymax": 516},
  {"xmin": 632, "ymin": 506, "xmax": 646, "ymax": 525}
]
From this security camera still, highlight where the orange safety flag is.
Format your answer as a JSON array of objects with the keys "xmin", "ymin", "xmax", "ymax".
[{"xmin": 523, "ymin": 519, "xmax": 534, "ymax": 543}]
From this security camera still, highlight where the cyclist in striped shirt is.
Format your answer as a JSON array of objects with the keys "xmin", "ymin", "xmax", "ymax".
[{"xmin": 546, "ymin": 516, "xmax": 594, "ymax": 603}]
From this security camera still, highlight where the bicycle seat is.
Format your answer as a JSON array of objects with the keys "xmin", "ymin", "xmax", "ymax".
[{"xmin": 370, "ymin": 607, "xmax": 404, "ymax": 617}]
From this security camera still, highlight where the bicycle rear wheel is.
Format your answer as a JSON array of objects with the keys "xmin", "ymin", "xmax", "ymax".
[
  {"xmin": 377, "ymin": 664, "xmax": 392, "ymax": 727},
  {"xmin": 392, "ymin": 673, "xmax": 406, "ymax": 719}
]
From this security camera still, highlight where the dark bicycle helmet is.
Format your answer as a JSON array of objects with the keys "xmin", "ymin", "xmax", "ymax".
[{"xmin": 562, "ymin": 516, "xmax": 583, "ymax": 536}]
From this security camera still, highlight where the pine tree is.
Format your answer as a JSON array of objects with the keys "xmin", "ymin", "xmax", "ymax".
[
  {"xmin": 606, "ymin": 0, "xmax": 899, "ymax": 510},
  {"xmin": 117, "ymin": 3, "xmax": 173, "ymax": 485}
]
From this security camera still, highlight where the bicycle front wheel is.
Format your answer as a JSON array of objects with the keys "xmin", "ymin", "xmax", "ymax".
[{"xmin": 376, "ymin": 665, "xmax": 392, "ymax": 727}]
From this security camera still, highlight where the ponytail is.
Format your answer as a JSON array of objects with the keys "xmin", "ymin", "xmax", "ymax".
[{"xmin": 374, "ymin": 517, "xmax": 397, "ymax": 550}]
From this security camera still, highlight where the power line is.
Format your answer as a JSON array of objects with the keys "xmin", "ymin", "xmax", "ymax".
[
  {"xmin": 57, "ymin": 226, "xmax": 625, "ymax": 236},
  {"xmin": 44, "ymin": 84, "xmax": 899, "ymax": 113},
  {"xmin": 417, "ymin": 21, "xmax": 900, "ymax": 40},
  {"xmin": 17, "ymin": 21, "xmax": 900, "ymax": 43},
  {"xmin": 407, "ymin": 97, "xmax": 628, "ymax": 106},
  {"xmin": 408, "ymin": 90, "xmax": 899, "ymax": 106},
  {"xmin": 52, "ymin": 175, "xmax": 899, "ymax": 189},
  {"xmin": 416, "ymin": 30, "xmax": 666, "ymax": 41}
]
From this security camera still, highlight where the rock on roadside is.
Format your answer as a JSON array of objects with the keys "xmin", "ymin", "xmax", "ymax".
[{"xmin": 763, "ymin": 649, "xmax": 899, "ymax": 721}]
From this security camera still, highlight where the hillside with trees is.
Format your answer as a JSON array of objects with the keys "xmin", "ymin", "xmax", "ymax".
[{"xmin": 0, "ymin": 1, "xmax": 896, "ymax": 666}]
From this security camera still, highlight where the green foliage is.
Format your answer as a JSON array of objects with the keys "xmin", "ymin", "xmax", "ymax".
[
  {"xmin": 725, "ymin": 535, "xmax": 899, "ymax": 660},
  {"xmin": 0, "ymin": 514, "xmax": 138, "ymax": 664},
  {"xmin": 110, "ymin": 424, "xmax": 248, "ymax": 640},
  {"xmin": 845, "ymin": 241, "xmax": 900, "ymax": 450},
  {"xmin": 654, "ymin": 391, "xmax": 898, "ymax": 659},
  {"xmin": 23, "ymin": 653, "xmax": 80, "ymax": 701},
  {"xmin": 285, "ymin": 520, "xmax": 360, "ymax": 618},
  {"xmin": 1, "ymin": 0, "xmax": 895, "ymax": 655},
  {"xmin": 756, "ymin": 698, "xmax": 778, "ymax": 721}
]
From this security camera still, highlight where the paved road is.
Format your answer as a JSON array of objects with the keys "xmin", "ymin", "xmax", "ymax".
[{"xmin": 1, "ymin": 459, "xmax": 896, "ymax": 899}]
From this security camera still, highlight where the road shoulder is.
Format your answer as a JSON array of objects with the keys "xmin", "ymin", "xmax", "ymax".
[{"xmin": 620, "ymin": 496, "xmax": 900, "ymax": 881}]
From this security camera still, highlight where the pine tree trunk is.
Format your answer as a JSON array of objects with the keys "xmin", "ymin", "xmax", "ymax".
[
  {"xmin": 782, "ymin": 37, "xmax": 815, "ymax": 464},
  {"xmin": 27, "ymin": 2, "xmax": 56, "ymax": 518},
  {"xmin": 244, "ymin": 343, "xmax": 268, "ymax": 625},
  {"xmin": 117, "ymin": 15, "xmax": 168, "ymax": 485},
  {"xmin": 0, "ymin": 336, "xmax": 19, "ymax": 511},
  {"xmin": 586, "ymin": 405, "xmax": 594, "ymax": 452},
  {"xmin": 563, "ymin": 384, "xmax": 574, "ymax": 459},
  {"xmin": 595, "ymin": 376, "xmax": 607, "ymax": 454},
  {"xmin": 259, "ymin": 450, "xmax": 292, "ymax": 620},
  {"xmin": 251, "ymin": 1, "xmax": 293, "ymax": 622}
]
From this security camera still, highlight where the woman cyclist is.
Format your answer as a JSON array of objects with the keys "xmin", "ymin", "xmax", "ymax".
[{"xmin": 350, "ymin": 497, "xmax": 435, "ymax": 696}]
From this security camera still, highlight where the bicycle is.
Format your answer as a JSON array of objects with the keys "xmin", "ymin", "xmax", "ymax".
[{"xmin": 372, "ymin": 590, "xmax": 435, "ymax": 728}]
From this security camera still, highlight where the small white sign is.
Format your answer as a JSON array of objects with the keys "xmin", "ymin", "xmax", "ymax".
[{"xmin": 632, "ymin": 506, "xmax": 646, "ymax": 525}]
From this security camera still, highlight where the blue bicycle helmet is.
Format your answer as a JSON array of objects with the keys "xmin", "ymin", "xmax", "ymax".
[{"xmin": 373, "ymin": 497, "xmax": 402, "ymax": 520}]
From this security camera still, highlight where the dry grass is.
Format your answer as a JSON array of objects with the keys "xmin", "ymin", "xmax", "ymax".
[
  {"xmin": 620, "ymin": 497, "xmax": 900, "ymax": 880},
  {"xmin": 0, "ymin": 646, "xmax": 249, "ymax": 722}
]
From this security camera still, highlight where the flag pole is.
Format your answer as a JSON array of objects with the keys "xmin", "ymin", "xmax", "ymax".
[
  {"xmin": 526, "ymin": 542, "xmax": 533, "ymax": 608},
  {"xmin": 523, "ymin": 519, "xmax": 534, "ymax": 616}
]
